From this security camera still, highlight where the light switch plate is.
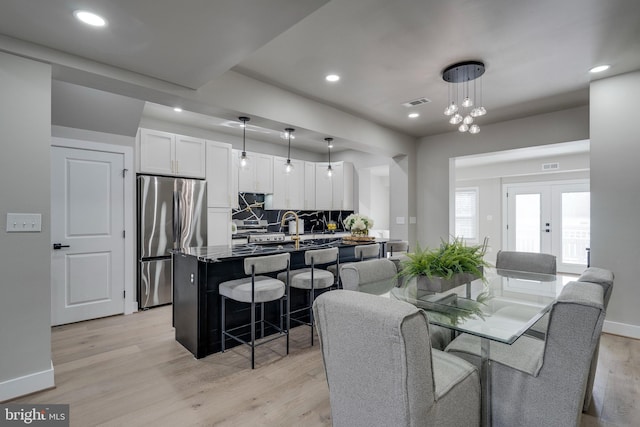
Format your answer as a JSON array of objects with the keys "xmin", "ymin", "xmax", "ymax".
[
  {"xmin": 396, "ymin": 216, "xmax": 405, "ymax": 225},
  {"xmin": 409, "ymin": 217, "xmax": 417, "ymax": 224},
  {"xmin": 6, "ymin": 213, "xmax": 42, "ymax": 232}
]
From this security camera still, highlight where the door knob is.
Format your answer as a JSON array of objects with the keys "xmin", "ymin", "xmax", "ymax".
[{"xmin": 53, "ymin": 243, "xmax": 70, "ymax": 250}]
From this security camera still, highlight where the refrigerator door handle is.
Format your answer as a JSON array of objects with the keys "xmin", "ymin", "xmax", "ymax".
[{"xmin": 173, "ymin": 190, "xmax": 180, "ymax": 249}]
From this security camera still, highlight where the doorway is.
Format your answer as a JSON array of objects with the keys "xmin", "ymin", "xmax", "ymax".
[
  {"xmin": 51, "ymin": 138, "xmax": 135, "ymax": 325},
  {"xmin": 504, "ymin": 180, "xmax": 590, "ymax": 274}
]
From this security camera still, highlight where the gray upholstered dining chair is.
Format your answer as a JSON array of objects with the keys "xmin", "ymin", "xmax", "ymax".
[
  {"xmin": 339, "ymin": 258, "xmax": 453, "ymax": 350},
  {"xmin": 445, "ymin": 281, "xmax": 606, "ymax": 427},
  {"xmin": 578, "ymin": 267, "xmax": 614, "ymax": 412},
  {"xmin": 495, "ymin": 250, "xmax": 557, "ymax": 274},
  {"xmin": 327, "ymin": 243, "xmax": 380, "ymax": 286},
  {"xmin": 526, "ymin": 266, "xmax": 614, "ymax": 412},
  {"xmin": 313, "ymin": 290, "xmax": 480, "ymax": 427},
  {"xmin": 339, "ymin": 258, "xmax": 397, "ymax": 295}
]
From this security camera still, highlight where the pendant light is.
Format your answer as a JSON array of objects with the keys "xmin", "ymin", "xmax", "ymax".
[
  {"xmin": 284, "ymin": 127, "xmax": 295, "ymax": 174},
  {"xmin": 239, "ymin": 116, "xmax": 250, "ymax": 168},
  {"xmin": 325, "ymin": 137, "xmax": 333, "ymax": 177},
  {"xmin": 442, "ymin": 61, "xmax": 487, "ymax": 134}
]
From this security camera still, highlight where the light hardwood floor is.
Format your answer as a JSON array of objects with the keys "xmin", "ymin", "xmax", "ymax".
[{"xmin": 9, "ymin": 306, "xmax": 639, "ymax": 426}]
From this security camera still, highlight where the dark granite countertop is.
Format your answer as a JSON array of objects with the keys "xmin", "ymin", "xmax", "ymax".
[{"xmin": 174, "ymin": 237, "xmax": 388, "ymax": 263}]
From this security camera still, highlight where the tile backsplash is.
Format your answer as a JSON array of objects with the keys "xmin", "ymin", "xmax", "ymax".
[{"xmin": 233, "ymin": 193, "xmax": 352, "ymax": 233}]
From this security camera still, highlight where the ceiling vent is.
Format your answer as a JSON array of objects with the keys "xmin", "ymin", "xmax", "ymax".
[
  {"xmin": 402, "ymin": 97, "xmax": 431, "ymax": 108},
  {"xmin": 542, "ymin": 162, "xmax": 560, "ymax": 171}
]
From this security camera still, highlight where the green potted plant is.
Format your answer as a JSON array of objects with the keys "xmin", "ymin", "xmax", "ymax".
[{"xmin": 399, "ymin": 237, "xmax": 490, "ymax": 292}]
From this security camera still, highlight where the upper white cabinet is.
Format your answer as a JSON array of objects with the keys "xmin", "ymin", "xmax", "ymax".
[
  {"xmin": 315, "ymin": 161, "xmax": 354, "ymax": 210},
  {"xmin": 205, "ymin": 140, "xmax": 233, "ymax": 208},
  {"xmin": 138, "ymin": 128, "xmax": 206, "ymax": 178},
  {"xmin": 304, "ymin": 161, "xmax": 316, "ymax": 210},
  {"xmin": 266, "ymin": 156, "xmax": 304, "ymax": 210},
  {"xmin": 237, "ymin": 150, "xmax": 273, "ymax": 194}
]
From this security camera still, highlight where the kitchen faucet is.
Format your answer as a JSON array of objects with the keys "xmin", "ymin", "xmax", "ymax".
[{"xmin": 281, "ymin": 211, "xmax": 300, "ymax": 249}]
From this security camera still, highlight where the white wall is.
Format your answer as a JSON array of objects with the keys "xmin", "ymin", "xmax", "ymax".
[
  {"xmin": 417, "ymin": 106, "xmax": 590, "ymax": 247},
  {"xmin": 0, "ymin": 52, "xmax": 53, "ymax": 400},
  {"xmin": 455, "ymin": 150, "xmax": 590, "ymax": 263},
  {"xmin": 590, "ymin": 70, "xmax": 640, "ymax": 337}
]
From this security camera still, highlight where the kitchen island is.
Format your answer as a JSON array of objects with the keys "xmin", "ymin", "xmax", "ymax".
[{"xmin": 172, "ymin": 238, "xmax": 387, "ymax": 358}]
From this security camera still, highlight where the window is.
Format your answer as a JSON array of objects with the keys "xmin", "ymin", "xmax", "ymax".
[{"xmin": 455, "ymin": 187, "xmax": 478, "ymax": 242}]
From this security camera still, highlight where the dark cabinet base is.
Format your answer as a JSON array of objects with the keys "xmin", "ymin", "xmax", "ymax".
[{"xmin": 172, "ymin": 245, "xmax": 365, "ymax": 359}]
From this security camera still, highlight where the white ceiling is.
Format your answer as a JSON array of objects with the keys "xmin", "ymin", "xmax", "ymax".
[{"xmin": 2, "ymin": 0, "xmax": 640, "ymax": 146}]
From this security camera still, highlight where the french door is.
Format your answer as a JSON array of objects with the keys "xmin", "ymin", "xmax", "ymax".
[{"xmin": 504, "ymin": 180, "xmax": 590, "ymax": 274}]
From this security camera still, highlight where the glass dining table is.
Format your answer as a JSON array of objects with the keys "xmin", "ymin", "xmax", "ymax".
[{"xmin": 390, "ymin": 268, "xmax": 574, "ymax": 427}]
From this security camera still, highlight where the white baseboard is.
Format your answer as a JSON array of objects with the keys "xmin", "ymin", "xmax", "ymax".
[
  {"xmin": 0, "ymin": 361, "xmax": 55, "ymax": 402},
  {"xmin": 603, "ymin": 320, "xmax": 640, "ymax": 340}
]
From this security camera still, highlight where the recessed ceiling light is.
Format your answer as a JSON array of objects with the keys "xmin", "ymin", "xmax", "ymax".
[
  {"xmin": 73, "ymin": 10, "xmax": 107, "ymax": 27},
  {"xmin": 408, "ymin": 112, "xmax": 420, "ymax": 119},
  {"xmin": 173, "ymin": 107, "xmax": 183, "ymax": 113},
  {"xmin": 589, "ymin": 65, "xmax": 610, "ymax": 73},
  {"xmin": 325, "ymin": 74, "xmax": 340, "ymax": 82}
]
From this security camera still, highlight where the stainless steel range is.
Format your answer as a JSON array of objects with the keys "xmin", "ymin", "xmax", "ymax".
[{"xmin": 232, "ymin": 219, "xmax": 285, "ymax": 244}]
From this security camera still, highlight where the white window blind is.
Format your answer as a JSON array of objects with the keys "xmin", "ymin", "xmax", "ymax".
[{"xmin": 455, "ymin": 188, "xmax": 478, "ymax": 242}]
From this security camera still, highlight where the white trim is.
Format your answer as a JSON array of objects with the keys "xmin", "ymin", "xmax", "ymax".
[
  {"xmin": 603, "ymin": 320, "xmax": 640, "ymax": 340},
  {"xmin": 0, "ymin": 361, "xmax": 54, "ymax": 402},
  {"xmin": 51, "ymin": 137, "xmax": 136, "ymax": 315}
]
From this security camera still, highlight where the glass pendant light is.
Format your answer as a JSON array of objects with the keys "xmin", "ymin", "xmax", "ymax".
[
  {"xmin": 442, "ymin": 61, "xmax": 486, "ymax": 135},
  {"xmin": 239, "ymin": 116, "xmax": 250, "ymax": 168},
  {"xmin": 284, "ymin": 128, "xmax": 295, "ymax": 174},
  {"xmin": 450, "ymin": 113, "xmax": 463, "ymax": 125},
  {"xmin": 325, "ymin": 138, "xmax": 333, "ymax": 177}
]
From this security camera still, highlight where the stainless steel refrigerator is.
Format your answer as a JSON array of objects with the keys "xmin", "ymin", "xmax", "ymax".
[{"xmin": 137, "ymin": 175, "xmax": 207, "ymax": 309}]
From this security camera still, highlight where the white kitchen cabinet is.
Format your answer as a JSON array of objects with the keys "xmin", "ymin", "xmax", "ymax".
[
  {"xmin": 205, "ymin": 140, "xmax": 233, "ymax": 207},
  {"xmin": 207, "ymin": 208, "xmax": 231, "ymax": 246},
  {"xmin": 138, "ymin": 128, "xmax": 206, "ymax": 178},
  {"xmin": 237, "ymin": 151, "xmax": 273, "ymax": 194},
  {"xmin": 304, "ymin": 161, "xmax": 316, "ymax": 210},
  {"xmin": 266, "ymin": 156, "xmax": 304, "ymax": 210},
  {"xmin": 315, "ymin": 161, "xmax": 354, "ymax": 210}
]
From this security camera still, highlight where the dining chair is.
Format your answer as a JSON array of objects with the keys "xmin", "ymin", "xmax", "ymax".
[
  {"xmin": 327, "ymin": 243, "xmax": 380, "ymax": 287},
  {"xmin": 578, "ymin": 267, "xmax": 614, "ymax": 412},
  {"xmin": 313, "ymin": 290, "xmax": 480, "ymax": 427},
  {"xmin": 445, "ymin": 281, "xmax": 605, "ymax": 427},
  {"xmin": 495, "ymin": 250, "xmax": 557, "ymax": 275}
]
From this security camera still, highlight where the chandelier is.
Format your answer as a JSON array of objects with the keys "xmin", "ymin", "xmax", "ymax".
[{"xmin": 442, "ymin": 61, "xmax": 487, "ymax": 134}]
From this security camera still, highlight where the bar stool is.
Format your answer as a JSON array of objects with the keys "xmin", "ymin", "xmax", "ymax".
[
  {"xmin": 386, "ymin": 240, "xmax": 409, "ymax": 283},
  {"xmin": 219, "ymin": 253, "xmax": 290, "ymax": 369},
  {"xmin": 328, "ymin": 244, "xmax": 380, "ymax": 284},
  {"xmin": 386, "ymin": 240, "xmax": 409, "ymax": 258},
  {"xmin": 278, "ymin": 247, "xmax": 338, "ymax": 346}
]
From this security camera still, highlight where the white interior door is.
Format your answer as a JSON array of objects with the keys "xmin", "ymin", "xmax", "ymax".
[
  {"xmin": 505, "ymin": 180, "xmax": 590, "ymax": 274},
  {"xmin": 51, "ymin": 146, "xmax": 125, "ymax": 325}
]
